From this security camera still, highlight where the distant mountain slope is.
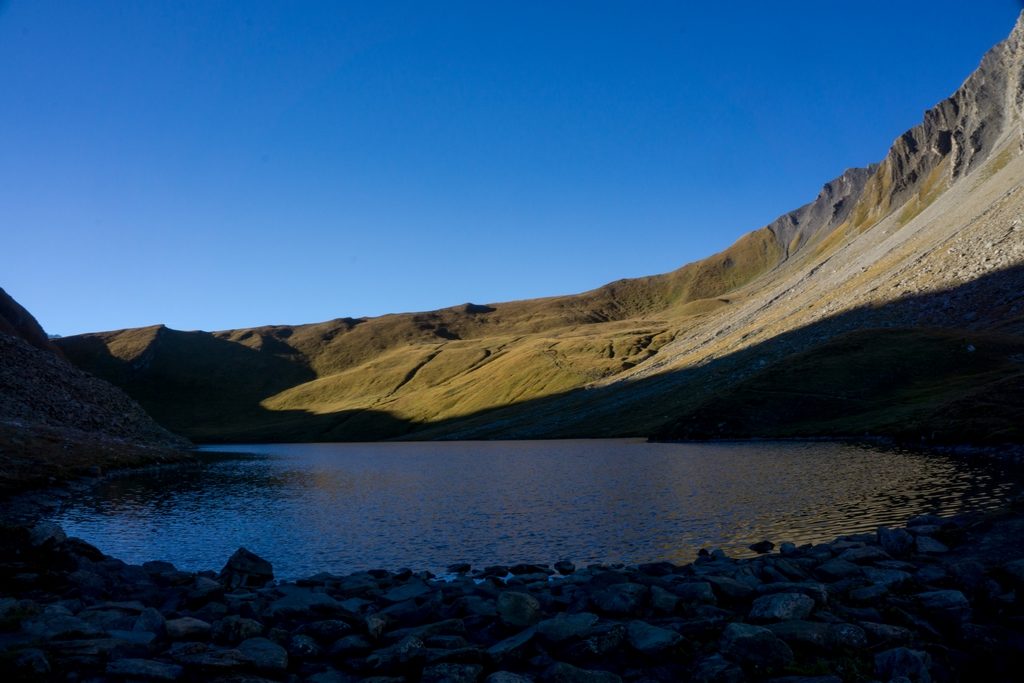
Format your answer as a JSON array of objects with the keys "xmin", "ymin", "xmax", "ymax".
[
  {"xmin": 0, "ymin": 290, "xmax": 190, "ymax": 492},
  {"xmin": 58, "ymin": 14, "xmax": 1024, "ymax": 445}
]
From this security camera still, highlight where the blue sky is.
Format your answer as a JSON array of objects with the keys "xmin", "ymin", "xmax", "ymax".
[{"xmin": 3, "ymin": 1, "xmax": 1021, "ymax": 335}]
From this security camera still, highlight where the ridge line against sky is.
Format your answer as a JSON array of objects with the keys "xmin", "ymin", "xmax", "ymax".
[{"xmin": 2, "ymin": 1, "xmax": 1022, "ymax": 335}]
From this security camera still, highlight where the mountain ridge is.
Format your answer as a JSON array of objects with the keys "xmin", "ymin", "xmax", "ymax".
[{"xmin": 54, "ymin": 13, "xmax": 1024, "ymax": 444}]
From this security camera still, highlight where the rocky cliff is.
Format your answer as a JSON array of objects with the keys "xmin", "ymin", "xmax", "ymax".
[{"xmin": 56, "ymin": 14, "xmax": 1024, "ymax": 445}]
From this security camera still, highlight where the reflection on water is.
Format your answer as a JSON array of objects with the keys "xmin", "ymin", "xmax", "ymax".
[{"xmin": 52, "ymin": 440, "xmax": 1019, "ymax": 579}]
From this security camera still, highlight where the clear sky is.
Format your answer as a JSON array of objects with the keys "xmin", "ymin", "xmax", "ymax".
[{"xmin": 3, "ymin": 1, "xmax": 1021, "ymax": 335}]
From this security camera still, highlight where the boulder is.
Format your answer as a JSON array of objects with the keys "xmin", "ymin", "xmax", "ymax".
[
  {"xmin": 650, "ymin": 585, "xmax": 679, "ymax": 613},
  {"xmin": 705, "ymin": 575, "xmax": 755, "ymax": 601},
  {"xmin": 22, "ymin": 614, "xmax": 104, "ymax": 640},
  {"xmin": 537, "ymin": 612, "xmax": 599, "ymax": 643},
  {"xmin": 328, "ymin": 634, "xmax": 373, "ymax": 657},
  {"xmin": 875, "ymin": 647, "xmax": 932, "ymax": 682},
  {"xmin": 542, "ymin": 661, "xmax": 623, "ymax": 683},
  {"xmin": 211, "ymin": 615, "xmax": 263, "ymax": 644},
  {"xmin": 755, "ymin": 581, "xmax": 828, "ymax": 606},
  {"xmin": 165, "ymin": 617, "xmax": 212, "ymax": 640},
  {"xmin": 366, "ymin": 634, "xmax": 424, "ymax": 670},
  {"xmin": 691, "ymin": 653, "xmax": 743, "ymax": 683},
  {"xmin": 625, "ymin": 619, "xmax": 683, "ymax": 654},
  {"xmin": 878, "ymin": 527, "xmax": 914, "ymax": 557},
  {"xmin": 916, "ymin": 589, "xmax": 971, "ymax": 624},
  {"xmin": 748, "ymin": 593, "xmax": 814, "ymax": 622},
  {"xmin": 765, "ymin": 620, "xmax": 829, "ymax": 648},
  {"xmin": 837, "ymin": 546, "xmax": 890, "ymax": 564},
  {"xmin": 862, "ymin": 567, "xmax": 912, "ymax": 587},
  {"xmin": 486, "ymin": 627, "xmax": 536, "ymax": 665},
  {"xmin": 488, "ymin": 672, "xmax": 535, "ymax": 683},
  {"xmin": 218, "ymin": 547, "xmax": 274, "ymax": 589},
  {"xmin": 288, "ymin": 633, "xmax": 321, "ymax": 658},
  {"xmin": 914, "ymin": 536, "xmax": 949, "ymax": 554},
  {"xmin": 29, "ymin": 522, "xmax": 66, "ymax": 547},
  {"xmin": 381, "ymin": 579, "xmax": 433, "ymax": 603},
  {"xmin": 105, "ymin": 658, "xmax": 183, "ymax": 681},
  {"xmin": 563, "ymin": 623, "xmax": 627, "ymax": 660},
  {"xmin": 859, "ymin": 621, "xmax": 913, "ymax": 646},
  {"xmin": 132, "ymin": 608, "xmax": 166, "ymax": 636},
  {"xmin": 422, "ymin": 663, "xmax": 485, "ymax": 682},
  {"xmin": 266, "ymin": 586, "xmax": 344, "ymax": 619},
  {"xmin": 674, "ymin": 581, "xmax": 717, "ymax": 605},
  {"xmin": 826, "ymin": 622, "xmax": 868, "ymax": 650},
  {"xmin": 554, "ymin": 561, "xmax": 576, "ymax": 575},
  {"xmin": 238, "ymin": 636, "xmax": 288, "ymax": 672},
  {"xmin": 816, "ymin": 559, "xmax": 862, "ymax": 581},
  {"xmin": 497, "ymin": 591, "xmax": 542, "ymax": 627},
  {"xmin": 720, "ymin": 622, "xmax": 793, "ymax": 669},
  {"xmin": 591, "ymin": 583, "xmax": 647, "ymax": 616},
  {"xmin": 296, "ymin": 619, "xmax": 354, "ymax": 643}
]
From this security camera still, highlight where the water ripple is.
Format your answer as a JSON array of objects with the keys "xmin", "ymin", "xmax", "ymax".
[{"xmin": 51, "ymin": 440, "xmax": 1021, "ymax": 578}]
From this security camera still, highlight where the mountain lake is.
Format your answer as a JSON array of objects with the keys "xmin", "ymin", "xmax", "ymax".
[{"xmin": 50, "ymin": 439, "xmax": 1021, "ymax": 579}]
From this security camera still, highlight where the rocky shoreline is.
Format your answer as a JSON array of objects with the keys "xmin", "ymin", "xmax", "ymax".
[{"xmin": 2, "ymin": 501, "xmax": 1024, "ymax": 683}]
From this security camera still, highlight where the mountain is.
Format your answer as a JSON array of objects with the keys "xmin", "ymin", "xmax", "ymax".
[
  {"xmin": 57, "ymin": 14, "xmax": 1024, "ymax": 445},
  {"xmin": 0, "ymin": 287, "xmax": 59, "ymax": 355},
  {"xmin": 0, "ymin": 288, "xmax": 190, "ymax": 492}
]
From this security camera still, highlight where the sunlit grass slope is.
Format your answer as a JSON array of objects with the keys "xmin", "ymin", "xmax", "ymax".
[{"xmin": 58, "ymin": 225, "xmax": 780, "ymax": 441}]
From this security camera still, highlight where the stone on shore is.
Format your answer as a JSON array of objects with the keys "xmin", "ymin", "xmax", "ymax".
[
  {"xmin": 875, "ymin": 647, "xmax": 932, "ymax": 682},
  {"xmin": 626, "ymin": 619, "xmax": 683, "ymax": 653},
  {"xmin": 915, "ymin": 536, "xmax": 949, "ymax": 554},
  {"xmin": 497, "ymin": 591, "xmax": 541, "ymax": 627},
  {"xmin": 105, "ymin": 658, "xmax": 184, "ymax": 681},
  {"xmin": 538, "ymin": 612, "xmax": 599, "ymax": 643},
  {"xmin": 4, "ymin": 496, "xmax": 1024, "ymax": 683},
  {"xmin": 165, "ymin": 616, "xmax": 212, "ymax": 640},
  {"xmin": 238, "ymin": 636, "xmax": 288, "ymax": 671},
  {"xmin": 218, "ymin": 547, "xmax": 274, "ymax": 589},
  {"xmin": 748, "ymin": 592, "xmax": 815, "ymax": 622},
  {"xmin": 720, "ymin": 622, "xmax": 794, "ymax": 669},
  {"xmin": 29, "ymin": 521, "xmax": 67, "ymax": 547},
  {"xmin": 542, "ymin": 661, "xmax": 623, "ymax": 683},
  {"xmin": 591, "ymin": 583, "xmax": 647, "ymax": 615},
  {"xmin": 878, "ymin": 526, "xmax": 914, "ymax": 557}
]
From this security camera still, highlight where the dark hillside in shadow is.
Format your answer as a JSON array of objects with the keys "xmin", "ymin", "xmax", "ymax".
[{"xmin": 408, "ymin": 263, "xmax": 1024, "ymax": 445}]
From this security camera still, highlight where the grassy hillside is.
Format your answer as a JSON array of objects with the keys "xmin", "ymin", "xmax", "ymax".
[
  {"xmin": 55, "ymin": 16, "xmax": 1024, "ymax": 445},
  {"xmin": 57, "ymin": 220, "xmax": 792, "ymax": 441}
]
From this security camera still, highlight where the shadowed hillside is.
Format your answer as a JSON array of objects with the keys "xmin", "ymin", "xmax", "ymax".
[
  {"xmin": 0, "ymin": 290, "xmax": 191, "ymax": 493},
  {"xmin": 0, "ymin": 287, "xmax": 58, "ymax": 354},
  {"xmin": 57, "ymin": 14, "xmax": 1024, "ymax": 444}
]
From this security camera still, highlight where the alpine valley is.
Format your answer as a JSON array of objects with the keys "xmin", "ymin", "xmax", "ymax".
[{"xmin": 45, "ymin": 16, "xmax": 1024, "ymax": 447}]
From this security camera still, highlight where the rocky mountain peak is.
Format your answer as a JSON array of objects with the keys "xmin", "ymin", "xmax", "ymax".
[{"xmin": 879, "ymin": 11, "xmax": 1024, "ymax": 211}]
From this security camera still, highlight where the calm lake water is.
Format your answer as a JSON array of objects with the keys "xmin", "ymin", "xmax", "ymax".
[{"xmin": 52, "ymin": 440, "xmax": 1019, "ymax": 579}]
